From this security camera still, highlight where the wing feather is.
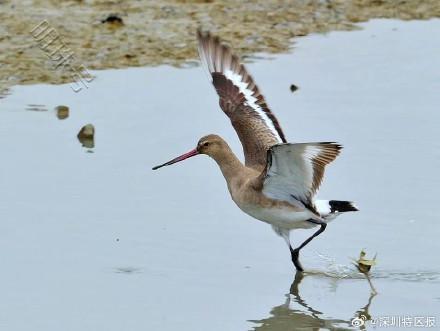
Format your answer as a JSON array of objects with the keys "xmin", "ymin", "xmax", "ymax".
[
  {"xmin": 197, "ymin": 30, "xmax": 286, "ymax": 170},
  {"xmin": 262, "ymin": 143, "xmax": 342, "ymax": 210}
]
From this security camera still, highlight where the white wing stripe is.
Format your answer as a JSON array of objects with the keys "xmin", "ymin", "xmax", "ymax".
[{"xmin": 224, "ymin": 69, "xmax": 282, "ymax": 142}]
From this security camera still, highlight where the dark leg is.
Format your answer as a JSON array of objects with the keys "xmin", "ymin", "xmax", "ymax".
[
  {"xmin": 290, "ymin": 245, "xmax": 304, "ymax": 272},
  {"xmin": 290, "ymin": 223, "xmax": 327, "ymax": 272}
]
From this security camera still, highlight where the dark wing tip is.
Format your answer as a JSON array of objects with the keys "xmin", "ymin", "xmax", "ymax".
[
  {"xmin": 321, "ymin": 141, "xmax": 343, "ymax": 149},
  {"xmin": 318, "ymin": 142, "xmax": 343, "ymax": 159},
  {"xmin": 330, "ymin": 142, "xmax": 343, "ymax": 155}
]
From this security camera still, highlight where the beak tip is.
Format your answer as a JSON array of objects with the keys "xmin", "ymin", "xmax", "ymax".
[{"xmin": 152, "ymin": 148, "xmax": 198, "ymax": 172}]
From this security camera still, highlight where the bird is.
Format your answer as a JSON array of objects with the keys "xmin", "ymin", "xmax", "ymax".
[{"xmin": 152, "ymin": 30, "xmax": 358, "ymax": 272}]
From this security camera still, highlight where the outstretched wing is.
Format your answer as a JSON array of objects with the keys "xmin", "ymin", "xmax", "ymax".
[
  {"xmin": 197, "ymin": 30, "xmax": 286, "ymax": 171},
  {"xmin": 262, "ymin": 143, "xmax": 342, "ymax": 210}
]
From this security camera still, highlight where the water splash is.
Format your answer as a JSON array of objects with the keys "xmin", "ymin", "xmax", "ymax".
[{"xmin": 309, "ymin": 251, "xmax": 440, "ymax": 283}]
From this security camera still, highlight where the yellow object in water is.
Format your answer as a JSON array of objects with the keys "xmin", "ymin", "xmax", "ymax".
[{"xmin": 355, "ymin": 249, "xmax": 377, "ymax": 273}]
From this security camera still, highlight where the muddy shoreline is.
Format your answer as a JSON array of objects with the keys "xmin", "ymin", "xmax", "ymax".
[{"xmin": 1, "ymin": 0, "xmax": 439, "ymax": 93}]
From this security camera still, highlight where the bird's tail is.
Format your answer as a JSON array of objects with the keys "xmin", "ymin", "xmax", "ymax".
[{"xmin": 315, "ymin": 200, "xmax": 359, "ymax": 221}]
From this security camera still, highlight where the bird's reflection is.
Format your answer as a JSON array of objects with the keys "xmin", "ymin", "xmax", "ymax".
[{"xmin": 249, "ymin": 272, "xmax": 376, "ymax": 331}]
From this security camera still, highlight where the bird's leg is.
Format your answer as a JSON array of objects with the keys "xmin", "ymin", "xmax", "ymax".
[
  {"xmin": 290, "ymin": 245, "xmax": 304, "ymax": 272},
  {"xmin": 290, "ymin": 222, "xmax": 327, "ymax": 272}
]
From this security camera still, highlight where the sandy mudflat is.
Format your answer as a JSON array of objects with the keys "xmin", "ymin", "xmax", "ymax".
[{"xmin": 1, "ymin": 0, "xmax": 439, "ymax": 93}]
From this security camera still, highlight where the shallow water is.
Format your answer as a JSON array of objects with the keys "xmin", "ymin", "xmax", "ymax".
[{"xmin": 1, "ymin": 19, "xmax": 439, "ymax": 331}]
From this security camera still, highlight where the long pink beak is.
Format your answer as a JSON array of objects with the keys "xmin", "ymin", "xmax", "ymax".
[{"xmin": 152, "ymin": 148, "xmax": 199, "ymax": 170}]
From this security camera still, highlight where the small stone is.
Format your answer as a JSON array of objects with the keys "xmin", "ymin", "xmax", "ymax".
[
  {"xmin": 290, "ymin": 84, "xmax": 299, "ymax": 93},
  {"xmin": 55, "ymin": 105, "xmax": 69, "ymax": 120},
  {"xmin": 77, "ymin": 124, "xmax": 95, "ymax": 148},
  {"xmin": 101, "ymin": 14, "xmax": 124, "ymax": 26}
]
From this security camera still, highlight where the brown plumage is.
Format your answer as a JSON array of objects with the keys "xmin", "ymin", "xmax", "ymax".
[
  {"xmin": 152, "ymin": 31, "xmax": 358, "ymax": 272},
  {"xmin": 197, "ymin": 30, "xmax": 286, "ymax": 171}
]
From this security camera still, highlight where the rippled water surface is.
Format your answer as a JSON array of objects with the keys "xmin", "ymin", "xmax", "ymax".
[{"xmin": 1, "ymin": 19, "xmax": 439, "ymax": 330}]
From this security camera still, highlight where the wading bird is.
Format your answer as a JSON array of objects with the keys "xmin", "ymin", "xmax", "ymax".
[{"xmin": 153, "ymin": 31, "xmax": 358, "ymax": 272}]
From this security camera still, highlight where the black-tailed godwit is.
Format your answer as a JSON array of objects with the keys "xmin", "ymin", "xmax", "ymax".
[{"xmin": 153, "ymin": 31, "xmax": 358, "ymax": 272}]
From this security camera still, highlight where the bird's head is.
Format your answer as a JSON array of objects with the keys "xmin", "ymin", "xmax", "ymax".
[
  {"xmin": 196, "ymin": 134, "xmax": 227, "ymax": 158},
  {"xmin": 152, "ymin": 134, "xmax": 227, "ymax": 170}
]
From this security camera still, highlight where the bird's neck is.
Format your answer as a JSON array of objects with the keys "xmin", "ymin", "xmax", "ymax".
[{"xmin": 212, "ymin": 146, "xmax": 245, "ymax": 185}]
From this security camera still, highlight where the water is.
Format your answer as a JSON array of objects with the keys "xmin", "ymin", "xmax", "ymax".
[{"xmin": 1, "ymin": 19, "xmax": 439, "ymax": 330}]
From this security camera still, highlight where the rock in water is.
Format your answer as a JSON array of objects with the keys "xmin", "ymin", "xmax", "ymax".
[
  {"xmin": 77, "ymin": 124, "xmax": 95, "ymax": 148},
  {"xmin": 55, "ymin": 105, "xmax": 69, "ymax": 120},
  {"xmin": 290, "ymin": 84, "xmax": 299, "ymax": 93}
]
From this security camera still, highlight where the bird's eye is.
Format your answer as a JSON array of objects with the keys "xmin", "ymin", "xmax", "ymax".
[{"xmin": 203, "ymin": 142, "xmax": 210, "ymax": 147}]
